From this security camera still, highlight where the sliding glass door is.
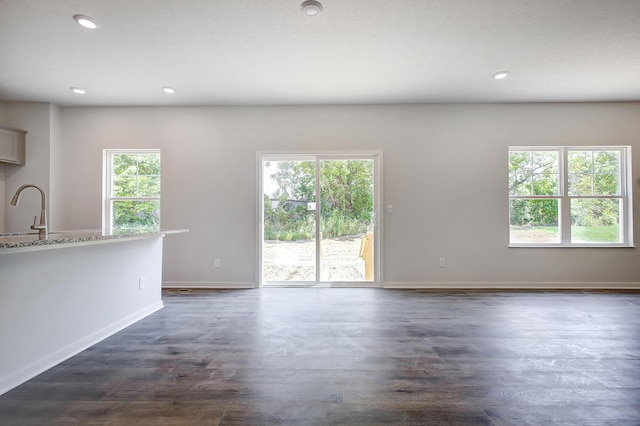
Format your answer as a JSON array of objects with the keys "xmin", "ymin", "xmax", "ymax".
[
  {"xmin": 318, "ymin": 159, "xmax": 375, "ymax": 282},
  {"xmin": 262, "ymin": 159, "xmax": 317, "ymax": 283},
  {"xmin": 260, "ymin": 154, "xmax": 379, "ymax": 286}
]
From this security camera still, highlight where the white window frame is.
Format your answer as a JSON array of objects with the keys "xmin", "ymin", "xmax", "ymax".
[
  {"xmin": 509, "ymin": 146, "xmax": 633, "ymax": 247},
  {"xmin": 103, "ymin": 149, "xmax": 161, "ymax": 233}
]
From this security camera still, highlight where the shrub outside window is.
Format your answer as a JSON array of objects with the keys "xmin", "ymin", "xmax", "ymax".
[
  {"xmin": 104, "ymin": 150, "xmax": 161, "ymax": 233},
  {"xmin": 509, "ymin": 146, "xmax": 632, "ymax": 246}
]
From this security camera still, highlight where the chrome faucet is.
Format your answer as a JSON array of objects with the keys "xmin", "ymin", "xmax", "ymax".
[{"xmin": 10, "ymin": 184, "xmax": 48, "ymax": 237}]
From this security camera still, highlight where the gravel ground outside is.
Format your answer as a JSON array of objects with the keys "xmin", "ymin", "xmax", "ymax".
[
  {"xmin": 263, "ymin": 236, "xmax": 370, "ymax": 282},
  {"xmin": 510, "ymin": 227, "xmax": 559, "ymax": 243}
]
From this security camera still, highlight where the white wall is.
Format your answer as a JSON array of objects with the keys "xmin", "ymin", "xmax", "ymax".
[
  {"xmin": 59, "ymin": 103, "xmax": 640, "ymax": 288},
  {"xmin": 3, "ymin": 103, "xmax": 54, "ymax": 233},
  {"xmin": 48, "ymin": 104, "xmax": 63, "ymax": 231},
  {"xmin": 0, "ymin": 101, "xmax": 5, "ymax": 232}
]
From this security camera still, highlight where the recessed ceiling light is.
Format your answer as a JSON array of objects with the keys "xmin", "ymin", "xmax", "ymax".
[
  {"xmin": 73, "ymin": 14, "xmax": 97, "ymax": 29},
  {"xmin": 493, "ymin": 70, "xmax": 510, "ymax": 80},
  {"xmin": 161, "ymin": 86, "xmax": 177, "ymax": 94},
  {"xmin": 301, "ymin": 0, "xmax": 323, "ymax": 16},
  {"xmin": 70, "ymin": 87, "xmax": 86, "ymax": 95}
]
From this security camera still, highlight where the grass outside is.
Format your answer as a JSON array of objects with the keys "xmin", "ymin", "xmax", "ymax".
[
  {"xmin": 571, "ymin": 225, "xmax": 620, "ymax": 243},
  {"xmin": 265, "ymin": 216, "xmax": 370, "ymax": 242},
  {"xmin": 512, "ymin": 225, "xmax": 620, "ymax": 243}
]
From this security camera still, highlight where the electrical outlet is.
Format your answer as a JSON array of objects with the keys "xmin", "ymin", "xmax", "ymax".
[
  {"xmin": 138, "ymin": 276, "xmax": 145, "ymax": 290},
  {"xmin": 439, "ymin": 258, "xmax": 446, "ymax": 268},
  {"xmin": 214, "ymin": 258, "xmax": 221, "ymax": 268}
]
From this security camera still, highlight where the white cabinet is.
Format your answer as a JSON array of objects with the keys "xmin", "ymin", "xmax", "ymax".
[{"xmin": 0, "ymin": 125, "xmax": 26, "ymax": 165}]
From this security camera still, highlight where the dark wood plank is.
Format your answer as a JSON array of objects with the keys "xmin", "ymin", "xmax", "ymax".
[{"xmin": 1, "ymin": 288, "xmax": 640, "ymax": 425}]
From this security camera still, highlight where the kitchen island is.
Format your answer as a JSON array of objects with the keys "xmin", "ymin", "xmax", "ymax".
[{"xmin": 0, "ymin": 229, "xmax": 187, "ymax": 395}]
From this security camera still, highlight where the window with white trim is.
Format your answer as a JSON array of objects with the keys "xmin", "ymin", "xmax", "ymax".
[
  {"xmin": 509, "ymin": 146, "xmax": 632, "ymax": 246},
  {"xmin": 104, "ymin": 150, "xmax": 161, "ymax": 232}
]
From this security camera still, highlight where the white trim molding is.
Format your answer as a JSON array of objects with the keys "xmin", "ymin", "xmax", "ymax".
[
  {"xmin": 383, "ymin": 281, "xmax": 640, "ymax": 290},
  {"xmin": 164, "ymin": 281, "xmax": 640, "ymax": 290},
  {"xmin": 163, "ymin": 281, "xmax": 257, "ymax": 289}
]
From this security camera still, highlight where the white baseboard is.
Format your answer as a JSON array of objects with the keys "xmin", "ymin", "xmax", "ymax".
[
  {"xmin": 163, "ymin": 281, "xmax": 640, "ymax": 290},
  {"xmin": 163, "ymin": 281, "xmax": 256, "ymax": 289},
  {"xmin": 383, "ymin": 281, "xmax": 640, "ymax": 290},
  {"xmin": 0, "ymin": 301, "xmax": 163, "ymax": 396}
]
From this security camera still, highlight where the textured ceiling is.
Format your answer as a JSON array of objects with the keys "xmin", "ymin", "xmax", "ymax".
[{"xmin": 0, "ymin": 0, "xmax": 639, "ymax": 106}]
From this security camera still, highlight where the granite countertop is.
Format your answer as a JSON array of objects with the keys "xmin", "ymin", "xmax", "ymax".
[{"xmin": 0, "ymin": 229, "xmax": 188, "ymax": 253}]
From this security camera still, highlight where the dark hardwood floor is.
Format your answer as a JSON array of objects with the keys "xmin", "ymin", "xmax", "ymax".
[{"xmin": 1, "ymin": 288, "xmax": 640, "ymax": 425}]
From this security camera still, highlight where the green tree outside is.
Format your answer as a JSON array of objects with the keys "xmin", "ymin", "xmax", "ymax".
[
  {"xmin": 509, "ymin": 149, "xmax": 621, "ymax": 242},
  {"xmin": 264, "ymin": 159, "xmax": 374, "ymax": 241},
  {"xmin": 111, "ymin": 153, "xmax": 161, "ymax": 232}
]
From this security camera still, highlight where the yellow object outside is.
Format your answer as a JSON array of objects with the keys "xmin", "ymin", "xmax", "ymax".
[{"xmin": 359, "ymin": 231, "xmax": 374, "ymax": 281}]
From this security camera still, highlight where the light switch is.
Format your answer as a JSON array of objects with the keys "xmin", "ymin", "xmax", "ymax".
[{"xmin": 386, "ymin": 204, "xmax": 394, "ymax": 214}]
